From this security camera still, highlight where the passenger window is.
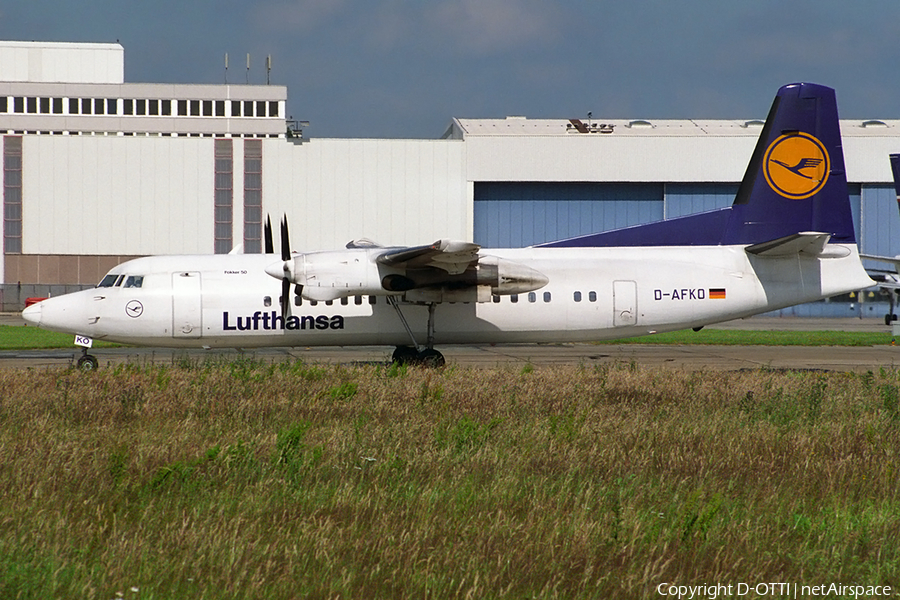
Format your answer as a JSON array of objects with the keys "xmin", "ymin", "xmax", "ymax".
[
  {"xmin": 355, "ymin": 295, "xmax": 363, "ymax": 305},
  {"xmin": 510, "ymin": 294, "xmax": 518, "ymax": 303},
  {"xmin": 294, "ymin": 295, "xmax": 302, "ymax": 307},
  {"xmin": 368, "ymin": 295, "xmax": 377, "ymax": 305},
  {"xmin": 492, "ymin": 295, "xmax": 500, "ymax": 303},
  {"xmin": 97, "ymin": 274, "xmax": 119, "ymax": 288},
  {"xmin": 340, "ymin": 297, "xmax": 348, "ymax": 306},
  {"xmin": 528, "ymin": 292, "xmax": 536, "ymax": 303},
  {"xmin": 574, "ymin": 291, "xmax": 582, "ymax": 302},
  {"xmin": 589, "ymin": 291, "xmax": 597, "ymax": 302},
  {"xmin": 264, "ymin": 296, "xmax": 272, "ymax": 307},
  {"xmin": 543, "ymin": 292, "xmax": 552, "ymax": 303},
  {"xmin": 123, "ymin": 275, "xmax": 144, "ymax": 288}
]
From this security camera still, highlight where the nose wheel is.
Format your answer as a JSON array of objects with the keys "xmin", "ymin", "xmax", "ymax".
[{"xmin": 76, "ymin": 347, "xmax": 99, "ymax": 371}]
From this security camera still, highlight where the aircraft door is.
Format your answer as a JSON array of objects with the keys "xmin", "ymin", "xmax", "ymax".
[
  {"xmin": 613, "ymin": 280, "xmax": 637, "ymax": 327},
  {"xmin": 172, "ymin": 271, "xmax": 202, "ymax": 338}
]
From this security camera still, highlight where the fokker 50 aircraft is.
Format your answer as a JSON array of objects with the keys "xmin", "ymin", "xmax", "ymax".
[
  {"xmin": 859, "ymin": 153, "xmax": 900, "ymax": 324},
  {"xmin": 24, "ymin": 83, "xmax": 874, "ymax": 369}
]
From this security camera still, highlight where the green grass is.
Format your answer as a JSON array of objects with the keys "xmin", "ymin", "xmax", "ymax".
[
  {"xmin": 604, "ymin": 328, "xmax": 892, "ymax": 346},
  {"xmin": 0, "ymin": 325, "xmax": 120, "ymax": 350},
  {"xmin": 1, "ymin": 361, "xmax": 899, "ymax": 598}
]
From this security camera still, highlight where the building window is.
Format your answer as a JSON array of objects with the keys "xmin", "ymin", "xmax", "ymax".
[
  {"xmin": 231, "ymin": 100, "xmax": 241, "ymax": 117},
  {"xmin": 161, "ymin": 99, "xmax": 172, "ymax": 116},
  {"xmin": 243, "ymin": 100, "xmax": 253, "ymax": 117},
  {"xmin": 190, "ymin": 100, "xmax": 200, "ymax": 116},
  {"xmin": 123, "ymin": 99, "xmax": 133, "ymax": 115},
  {"xmin": 269, "ymin": 101, "xmax": 278, "ymax": 117},
  {"xmin": 203, "ymin": 100, "xmax": 212, "ymax": 117},
  {"xmin": 94, "ymin": 98, "xmax": 105, "ymax": 115},
  {"xmin": 243, "ymin": 139, "xmax": 263, "ymax": 253},
  {"xmin": 136, "ymin": 99, "xmax": 146, "ymax": 116},
  {"xmin": 0, "ymin": 97, "xmax": 7, "ymax": 113},
  {"xmin": 13, "ymin": 97, "xmax": 24, "ymax": 113},
  {"xmin": 26, "ymin": 98, "xmax": 37, "ymax": 114},
  {"xmin": 39, "ymin": 98, "xmax": 50, "ymax": 114},
  {"xmin": 214, "ymin": 139, "xmax": 233, "ymax": 254},
  {"xmin": 107, "ymin": 98, "xmax": 117, "ymax": 115},
  {"xmin": 148, "ymin": 99, "xmax": 159, "ymax": 116},
  {"xmin": 215, "ymin": 101, "xmax": 225, "ymax": 117},
  {"xmin": 52, "ymin": 98, "xmax": 63, "ymax": 114},
  {"xmin": 81, "ymin": 98, "xmax": 92, "ymax": 115},
  {"xmin": 177, "ymin": 100, "xmax": 188, "ymax": 116},
  {"xmin": 4, "ymin": 136, "xmax": 22, "ymax": 254}
]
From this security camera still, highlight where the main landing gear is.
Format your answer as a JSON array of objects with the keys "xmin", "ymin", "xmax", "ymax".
[
  {"xmin": 885, "ymin": 290, "xmax": 899, "ymax": 327},
  {"xmin": 388, "ymin": 297, "xmax": 446, "ymax": 367}
]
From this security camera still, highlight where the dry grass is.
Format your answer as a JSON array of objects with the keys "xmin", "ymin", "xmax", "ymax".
[{"xmin": 1, "ymin": 359, "xmax": 899, "ymax": 599}]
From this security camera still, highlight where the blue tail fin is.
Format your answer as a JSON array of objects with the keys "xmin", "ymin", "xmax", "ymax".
[
  {"xmin": 891, "ymin": 153, "xmax": 900, "ymax": 202},
  {"xmin": 540, "ymin": 83, "xmax": 856, "ymax": 248}
]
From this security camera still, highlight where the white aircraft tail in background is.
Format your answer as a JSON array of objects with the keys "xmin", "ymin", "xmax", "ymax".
[{"xmin": 859, "ymin": 153, "xmax": 900, "ymax": 324}]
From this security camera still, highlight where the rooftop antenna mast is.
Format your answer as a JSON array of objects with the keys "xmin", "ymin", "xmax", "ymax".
[
  {"xmin": 267, "ymin": 54, "xmax": 272, "ymax": 85},
  {"xmin": 224, "ymin": 53, "xmax": 228, "ymax": 84},
  {"xmin": 246, "ymin": 53, "xmax": 250, "ymax": 84}
]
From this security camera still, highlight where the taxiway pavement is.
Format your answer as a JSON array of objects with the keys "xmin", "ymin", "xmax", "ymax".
[{"xmin": 1, "ymin": 314, "xmax": 898, "ymax": 372}]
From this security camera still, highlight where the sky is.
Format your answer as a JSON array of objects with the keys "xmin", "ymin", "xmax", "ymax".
[{"xmin": 1, "ymin": 0, "xmax": 899, "ymax": 139}]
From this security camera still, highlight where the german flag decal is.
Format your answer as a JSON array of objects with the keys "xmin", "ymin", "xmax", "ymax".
[{"xmin": 708, "ymin": 288, "xmax": 726, "ymax": 299}]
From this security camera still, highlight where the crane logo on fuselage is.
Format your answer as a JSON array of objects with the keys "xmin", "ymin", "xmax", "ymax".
[
  {"xmin": 763, "ymin": 132, "xmax": 830, "ymax": 200},
  {"xmin": 222, "ymin": 311, "xmax": 344, "ymax": 331}
]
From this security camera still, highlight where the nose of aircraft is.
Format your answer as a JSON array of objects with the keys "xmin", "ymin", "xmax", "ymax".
[{"xmin": 22, "ymin": 300, "xmax": 42, "ymax": 326}]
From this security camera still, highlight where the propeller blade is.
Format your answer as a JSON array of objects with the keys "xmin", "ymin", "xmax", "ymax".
[
  {"xmin": 281, "ymin": 276, "xmax": 291, "ymax": 319},
  {"xmin": 264, "ymin": 215, "xmax": 274, "ymax": 254},
  {"xmin": 280, "ymin": 215, "xmax": 291, "ymax": 262}
]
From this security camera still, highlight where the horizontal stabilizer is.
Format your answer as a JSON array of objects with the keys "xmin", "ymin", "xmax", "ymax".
[{"xmin": 745, "ymin": 232, "xmax": 831, "ymax": 257}]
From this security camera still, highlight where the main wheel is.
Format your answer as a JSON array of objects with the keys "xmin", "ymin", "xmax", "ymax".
[
  {"xmin": 417, "ymin": 348, "xmax": 445, "ymax": 368},
  {"xmin": 392, "ymin": 345, "xmax": 419, "ymax": 365},
  {"xmin": 76, "ymin": 354, "xmax": 99, "ymax": 371}
]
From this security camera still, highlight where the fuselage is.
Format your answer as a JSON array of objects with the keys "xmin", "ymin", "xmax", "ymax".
[{"xmin": 22, "ymin": 244, "xmax": 872, "ymax": 348}]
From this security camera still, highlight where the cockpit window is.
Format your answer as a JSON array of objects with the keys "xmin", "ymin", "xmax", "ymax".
[
  {"xmin": 97, "ymin": 274, "xmax": 120, "ymax": 288},
  {"xmin": 123, "ymin": 275, "xmax": 144, "ymax": 288}
]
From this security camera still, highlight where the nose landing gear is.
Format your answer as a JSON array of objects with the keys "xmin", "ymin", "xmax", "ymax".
[{"xmin": 76, "ymin": 346, "xmax": 99, "ymax": 371}]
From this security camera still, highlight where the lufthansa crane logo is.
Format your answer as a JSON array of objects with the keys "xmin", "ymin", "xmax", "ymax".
[{"xmin": 763, "ymin": 132, "xmax": 830, "ymax": 200}]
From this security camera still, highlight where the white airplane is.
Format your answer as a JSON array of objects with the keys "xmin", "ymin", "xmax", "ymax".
[
  {"xmin": 859, "ymin": 153, "xmax": 900, "ymax": 325},
  {"xmin": 23, "ymin": 83, "xmax": 874, "ymax": 369}
]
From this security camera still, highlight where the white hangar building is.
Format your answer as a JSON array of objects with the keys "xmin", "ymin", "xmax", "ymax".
[{"xmin": 2, "ymin": 40, "xmax": 900, "ymax": 317}]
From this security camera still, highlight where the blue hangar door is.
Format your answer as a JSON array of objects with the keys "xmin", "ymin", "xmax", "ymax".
[{"xmin": 473, "ymin": 182, "xmax": 664, "ymax": 248}]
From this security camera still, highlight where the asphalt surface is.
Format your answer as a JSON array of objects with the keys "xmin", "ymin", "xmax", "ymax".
[{"xmin": 3, "ymin": 313, "xmax": 899, "ymax": 371}]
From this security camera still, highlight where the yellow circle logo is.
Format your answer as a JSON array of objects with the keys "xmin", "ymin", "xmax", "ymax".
[{"xmin": 763, "ymin": 132, "xmax": 830, "ymax": 200}]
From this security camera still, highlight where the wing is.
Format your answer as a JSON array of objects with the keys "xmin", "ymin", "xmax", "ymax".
[{"xmin": 375, "ymin": 239, "xmax": 480, "ymax": 275}]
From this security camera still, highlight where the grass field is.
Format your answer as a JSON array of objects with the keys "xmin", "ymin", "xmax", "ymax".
[{"xmin": 1, "ymin": 360, "xmax": 898, "ymax": 598}]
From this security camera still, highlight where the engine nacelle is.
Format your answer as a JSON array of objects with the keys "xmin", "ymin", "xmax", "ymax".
[
  {"xmin": 272, "ymin": 250, "xmax": 548, "ymax": 303},
  {"xmin": 293, "ymin": 249, "xmax": 389, "ymax": 301}
]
